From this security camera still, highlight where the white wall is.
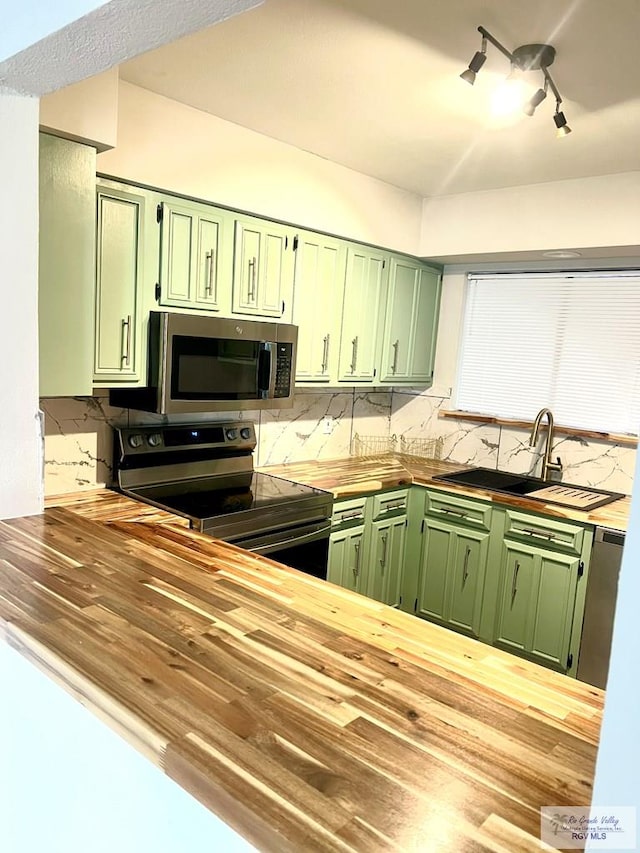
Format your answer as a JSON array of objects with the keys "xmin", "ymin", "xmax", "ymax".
[
  {"xmin": 420, "ymin": 173, "xmax": 640, "ymax": 259},
  {"xmin": 40, "ymin": 68, "xmax": 119, "ymax": 150},
  {"xmin": 587, "ymin": 486, "xmax": 640, "ymax": 844},
  {"xmin": 97, "ymin": 82, "xmax": 424, "ymax": 254},
  {"xmin": 0, "ymin": 639, "xmax": 254, "ymax": 853},
  {"xmin": 0, "ymin": 94, "xmax": 42, "ymax": 519}
]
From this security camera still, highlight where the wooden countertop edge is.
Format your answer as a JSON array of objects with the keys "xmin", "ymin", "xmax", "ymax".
[{"xmin": 2, "ymin": 620, "xmax": 168, "ymax": 769}]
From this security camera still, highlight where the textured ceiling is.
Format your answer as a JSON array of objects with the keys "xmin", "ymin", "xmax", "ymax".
[
  {"xmin": 119, "ymin": 0, "xmax": 640, "ymax": 197},
  {"xmin": 0, "ymin": 0, "xmax": 262, "ymax": 96}
]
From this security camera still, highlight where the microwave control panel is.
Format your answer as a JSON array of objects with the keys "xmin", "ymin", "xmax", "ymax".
[{"xmin": 274, "ymin": 343, "xmax": 293, "ymax": 397}]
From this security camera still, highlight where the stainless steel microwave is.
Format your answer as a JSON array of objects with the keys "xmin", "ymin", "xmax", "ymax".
[{"xmin": 110, "ymin": 312, "xmax": 297, "ymax": 414}]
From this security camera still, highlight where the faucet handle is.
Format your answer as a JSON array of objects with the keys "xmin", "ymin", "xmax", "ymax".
[{"xmin": 548, "ymin": 456, "xmax": 563, "ymax": 473}]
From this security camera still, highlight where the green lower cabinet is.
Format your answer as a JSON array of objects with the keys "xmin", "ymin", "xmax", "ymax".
[
  {"xmin": 492, "ymin": 539, "xmax": 581, "ymax": 671},
  {"xmin": 327, "ymin": 526, "xmax": 366, "ymax": 594},
  {"xmin": 416, "ymin": 518, "xmax": 489, "ymax": 639},
  {"xmin": 367, "ymin": 516, "xmax": 406, "ymax": 607},
  {"xmin": 328, "ymin": 491, "xmax": 408, "ymax": 602}
]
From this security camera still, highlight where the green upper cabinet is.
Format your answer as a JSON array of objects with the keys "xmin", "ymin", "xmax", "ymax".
[
  {"xmin": 39, "ymin": 134, "xmax": 96, "ymax": 397},
  {"xmin": 338, "ymin": 246, "xmax": 387, "ymax": 382},
  {"xmin": 158, "ymin": 199, "xmax": 232, "ymax": 312},
  {"xmin": 232, "ymin": 216, "xmax": 295, "ymax": 320},
  {"xmin": 291, "ymin": 231, "xmax": 347, "ymax": 384},
  {"xmin": 378, "ymin": 258, "xmax": 441, "ymax": 385},
  {"xmin": 94, "ymin": 185, "xmax": 145, "ymax": 384}
]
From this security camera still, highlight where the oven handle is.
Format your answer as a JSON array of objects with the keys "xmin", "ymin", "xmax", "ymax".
[{"xmin": 247, "ymin": 523, "xmax": 332, "ymax": 555}]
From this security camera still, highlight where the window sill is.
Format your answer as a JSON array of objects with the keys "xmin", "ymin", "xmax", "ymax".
[{"xmin": 438, "ymin": 410, "xmax": 638, "ymax": 448}]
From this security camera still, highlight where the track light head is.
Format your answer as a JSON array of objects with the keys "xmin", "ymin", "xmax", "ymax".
[
  {"xmin": 554, "ymin": 109, "xmax": 572, "ymax": 137},
  {"xmin": 460, "ymin": 46, "xmax": 487, "ymax": 85},
  {"xmin": 523, "ymin": 86, "xmax": 548, "ymax": 117}
]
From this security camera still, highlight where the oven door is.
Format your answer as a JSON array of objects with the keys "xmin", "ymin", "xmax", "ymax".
[{"xmin": 232, "ymin": 519, "xmax": 330, "ymax": 580}]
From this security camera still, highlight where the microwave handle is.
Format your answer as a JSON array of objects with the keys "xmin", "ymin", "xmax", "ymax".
[{"xmin": 258, "ymin": 342, "xmax": 277, "ymax": 397}]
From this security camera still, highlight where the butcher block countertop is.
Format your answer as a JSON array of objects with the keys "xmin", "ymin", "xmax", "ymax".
[
  {"xmin": 1, "ymin": 487, "xmax": 604, "ymax": 853},
  {"xmin": 260, "ymin": 454, "xmax": 631, "ymax": 531}
]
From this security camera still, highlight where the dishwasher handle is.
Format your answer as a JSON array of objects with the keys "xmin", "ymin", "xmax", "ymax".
[{"xmin": 595, "ymin": 527, "xmax": 625, "ymax": 547}]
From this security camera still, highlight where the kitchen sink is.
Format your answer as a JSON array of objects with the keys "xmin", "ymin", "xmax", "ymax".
[{"xmin": 433, "ymin": 467, "xmax": 624, "ymax": 511}]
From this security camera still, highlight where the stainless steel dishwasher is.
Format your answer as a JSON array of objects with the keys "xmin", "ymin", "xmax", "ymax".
[{"xmin": 577, "ymin": 526, "xmax": 625, "ymax": 689}]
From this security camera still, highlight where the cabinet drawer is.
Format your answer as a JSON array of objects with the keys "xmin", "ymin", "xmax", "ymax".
[
  {"xmin": 371, "ymin": 489, "xmax": 408, "ymax": 520},
  {"xmin": 331, "ymin": 497, "xmax": 368, "ymax": 527},
  {"xmin": 424, "ymin": 489, "xmax": 492, "ymax": 531},
  {"xmin": 502, "ymin": 509, "xmax": 585, "ymax": 556}
]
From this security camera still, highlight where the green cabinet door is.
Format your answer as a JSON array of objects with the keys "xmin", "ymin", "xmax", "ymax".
[
  {"xmin": 416, "ymin": 519, "xmax": 452, "ymax": 624},
  {"xmin": 378, "ymin": 258, "xmax": 441, "ymax": 384},
  {"xmin": 94, "ymin": 186, "xmax": 144, "ymax": 382},
  {"xmin": 447, "ymin": 528, "xmax": 490, "ymax": 638},
  {"xmin": 493, "ymin": 540, "xmax": 580, "ymax": 671},
  {"xmin": 367, "ymin": 516, "xmax": 407, "ymax": 607},
  {"xmin": 159, "ymin": 199, "xmax": 230, "ymax": 311},
  {"xmin": 292, "ymin": 232, "xmax": 346, "ymax": 383},
  {"xmin": 232, "ymin": 217, "xmax": 294, "ymax": 319},
  {"xmin": 407, "ymin": 265, "xmax": 441, "ymax": 382},
  {"xmin": 39, "ymin": 134, "xmax": 96, "ymax": 396},
  {"xmin": 416, "ymin": 518, "xmax": 490, "ymax": 639},
  {"xmin": 327, "ymin": 526, "xmax": 366, "ymax": 594},
  {"xmin": 338, "ymin": 246, "xmax": 387, "ymax": 382}
]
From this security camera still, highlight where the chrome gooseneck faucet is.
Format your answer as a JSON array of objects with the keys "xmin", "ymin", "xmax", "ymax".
[{"xmin": 529, "ymin": 408, "xmax": 563, "ymax": 481}]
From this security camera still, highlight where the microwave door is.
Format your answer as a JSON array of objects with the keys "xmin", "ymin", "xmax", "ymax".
[{"xmin": 257, "ymin": 342, "xmax": 277, "ymax": 398}]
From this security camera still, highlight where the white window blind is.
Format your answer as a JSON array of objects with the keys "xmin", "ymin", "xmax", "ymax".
[{"xmin": 456, "ymin": 271, "xmax": 640, "ymax": 435}]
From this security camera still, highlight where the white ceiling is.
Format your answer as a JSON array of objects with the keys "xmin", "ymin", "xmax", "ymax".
[{"xmin": 119, "ymin": 0, "xmax": 640, "ymax": 198}]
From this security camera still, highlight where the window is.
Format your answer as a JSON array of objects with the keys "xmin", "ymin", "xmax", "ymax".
[{"xmin": 456, "ymin": 271, "xmax": 640, "ymax": 435}]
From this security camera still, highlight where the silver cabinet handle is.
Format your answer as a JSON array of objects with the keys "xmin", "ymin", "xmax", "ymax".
[
  {"xmin": 338, "ymin": 510, "xmax": 364, "ymax": 522},
  {"xmin": 391, "ymin": 339, "xmax": 399, "ymax": 374},
  {"xmin": 462, "ymin": 546, "xmax": 471, "ymax": 584},
  {"xmin": 381, "ymin": 500, "xmax": 406, "ymax": 513},
  {"xmin": 380, "ymin": 533, "xmax": 388, "ymax": 571},
  {"xmin": 247, "ymin": 256, "xmax": 257, "ymax": 301},
  {"xmin": 350, "ymin": 336, "xmax": 359, "ymax": 374},
  {"xmin": 511, "ymin": 560, "xmax": 520, "ymax": 602},
  {"xmin": 522, "ymin": 527, "xmax": 557, "ymax": 541},
  {"xmin": 353, "ymin": 541, "xmax": 361, "ymax": 579},
  {"xmin": 321, "ymin": 333, "xmax": 330, "ymax": 373},
  {"xmin": 121, "ymin": 315, "xmax": 132, "ymax": 366},
  {"xmin": 205, "ymin": 249, "xmax": 215, "ymax": 296},
  {"xmin": 439, "ymin": 507, "xmax": 467, "ymax": 518}
]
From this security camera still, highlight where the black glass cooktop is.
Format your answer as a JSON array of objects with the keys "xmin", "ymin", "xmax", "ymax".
[{"xmin": 133, "ymin": 472, "xmax": 329, "ymax": 521}]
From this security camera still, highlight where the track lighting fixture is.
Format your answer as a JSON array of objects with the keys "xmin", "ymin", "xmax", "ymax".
[{"xmin": 460, "ymin": 26, "xmax": 572, "ymax": 136}]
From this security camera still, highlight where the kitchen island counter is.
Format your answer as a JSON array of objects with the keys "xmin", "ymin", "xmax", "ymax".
[{"xmin": 1, "ymin": 488, "xmax": 603, "ymax": 852}]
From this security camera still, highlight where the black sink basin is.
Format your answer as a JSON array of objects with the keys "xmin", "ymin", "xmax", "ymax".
[
  {"xmin": 433, "ymin": 467, "xmax": 543, "ymax": 495},
  {"xmin": 432, "ymin": 467, "xmax": 624, "ymax": 510}
]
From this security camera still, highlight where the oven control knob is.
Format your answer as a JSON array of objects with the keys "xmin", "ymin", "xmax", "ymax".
[
  {"xmin": 240, "ymin": 427, "xmax": 252, "ymax": 440},
  {"xmin": 147, "ymin": 433, "xmax": 162, "ymax": 447},
  {"xmin": 225, "ymin": 428, "xmax": 238, "ymax": 440},
  {"xmin": 127, "ymin": 434, "xmax": 143, "ymax": 449}
]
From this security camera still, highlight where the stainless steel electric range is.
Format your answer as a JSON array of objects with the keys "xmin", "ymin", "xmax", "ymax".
[{"xmin": 113, "ymin": 421, "xmax": 333, "ymax": 579}]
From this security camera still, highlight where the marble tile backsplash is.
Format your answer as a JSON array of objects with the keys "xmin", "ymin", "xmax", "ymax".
[
  {"xmin": 42, "ymin": 387, "xmax": 637, "ymax": 497},
  {"xmin": 391, "ymin": 390, "xmax": 637, "ymax": 495},
  {"xmin": 41, "ymin": 389, "xmax": 394, "ymax": 496}
]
